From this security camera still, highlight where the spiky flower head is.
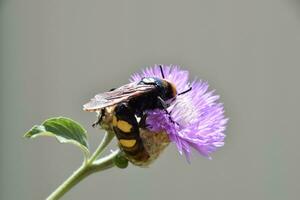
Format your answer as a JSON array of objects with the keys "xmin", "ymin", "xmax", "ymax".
[{"xmin": 130, "ymin": 64, "xmax": 228, "ymax": 161}]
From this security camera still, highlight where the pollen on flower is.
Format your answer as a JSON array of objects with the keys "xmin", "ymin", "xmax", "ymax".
[{"xmin": 169, "ymin": 95, "xmax": 198, "ymax": 127}]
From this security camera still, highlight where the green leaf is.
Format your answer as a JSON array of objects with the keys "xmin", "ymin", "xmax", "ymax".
[{"xmin": 24, "ymin": 117, "xmax": 90, "ymax": 159}]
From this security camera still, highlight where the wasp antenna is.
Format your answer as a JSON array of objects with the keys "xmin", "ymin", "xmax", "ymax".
[
  {"xmin": 178, "ymin": 86, "xmax": 192, "ymax": 96},
  {"xmin": 159, "ymin": 65, "xmax": 165, "ymax": 79}
]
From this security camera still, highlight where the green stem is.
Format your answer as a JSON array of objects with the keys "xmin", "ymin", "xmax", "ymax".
[
  {"xmin": 46, "ymin": 131, "xmax": 117, "ymax": 200},
  {"xmin": 89, "ymin": 131, "xmax": 115, "ymax": 163}
]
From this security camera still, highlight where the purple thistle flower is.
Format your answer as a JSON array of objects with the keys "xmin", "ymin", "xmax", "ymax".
[{"xmin": 130, "ymin": 64, "xmax": 228, "ymax": 161}]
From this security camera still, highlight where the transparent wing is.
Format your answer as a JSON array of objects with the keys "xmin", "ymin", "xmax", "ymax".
[{"xmin": 83, "ymin": 82, "xmax": 155, "ymax": 112}]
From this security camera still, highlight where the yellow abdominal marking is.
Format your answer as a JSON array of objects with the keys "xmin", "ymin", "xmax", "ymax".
[
  {"xmin": 119, "ymin": 139, "xmax": 136, "ymax": 148},
  {"xmin": 117, "ymin": 120, "xmax": 132, "ymax": 133}
]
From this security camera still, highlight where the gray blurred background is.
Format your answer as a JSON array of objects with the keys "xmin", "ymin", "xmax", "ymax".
[{"xmin": 1, "ymin": 0, "xmax": 300, "ymax": 199}]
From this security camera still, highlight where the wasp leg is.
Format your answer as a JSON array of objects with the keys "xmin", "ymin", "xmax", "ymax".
[
  {"xmin": 157, "ymin": 97, "xmax": 179, "ymax": 126},
  {"xmin": 138, "ymin": 113, "xmax": 148, "ymax": 129},
  {"xmin": 157, "ymin": 96, "xmax": 169, "ymax": 108},
  {"xmin": 92, "ymin": 108, "xmax": 105, "ymax": 128}
]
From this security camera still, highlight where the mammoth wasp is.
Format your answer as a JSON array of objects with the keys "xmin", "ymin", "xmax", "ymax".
[{"xmin": 84, "ymin": 65, "xmax": 191, "ymax": 166}]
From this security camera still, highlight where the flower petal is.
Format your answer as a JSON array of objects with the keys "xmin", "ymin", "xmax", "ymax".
[{"xmin": 130, "ymin": 65, "xmax": 228, "ymax": 161}]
